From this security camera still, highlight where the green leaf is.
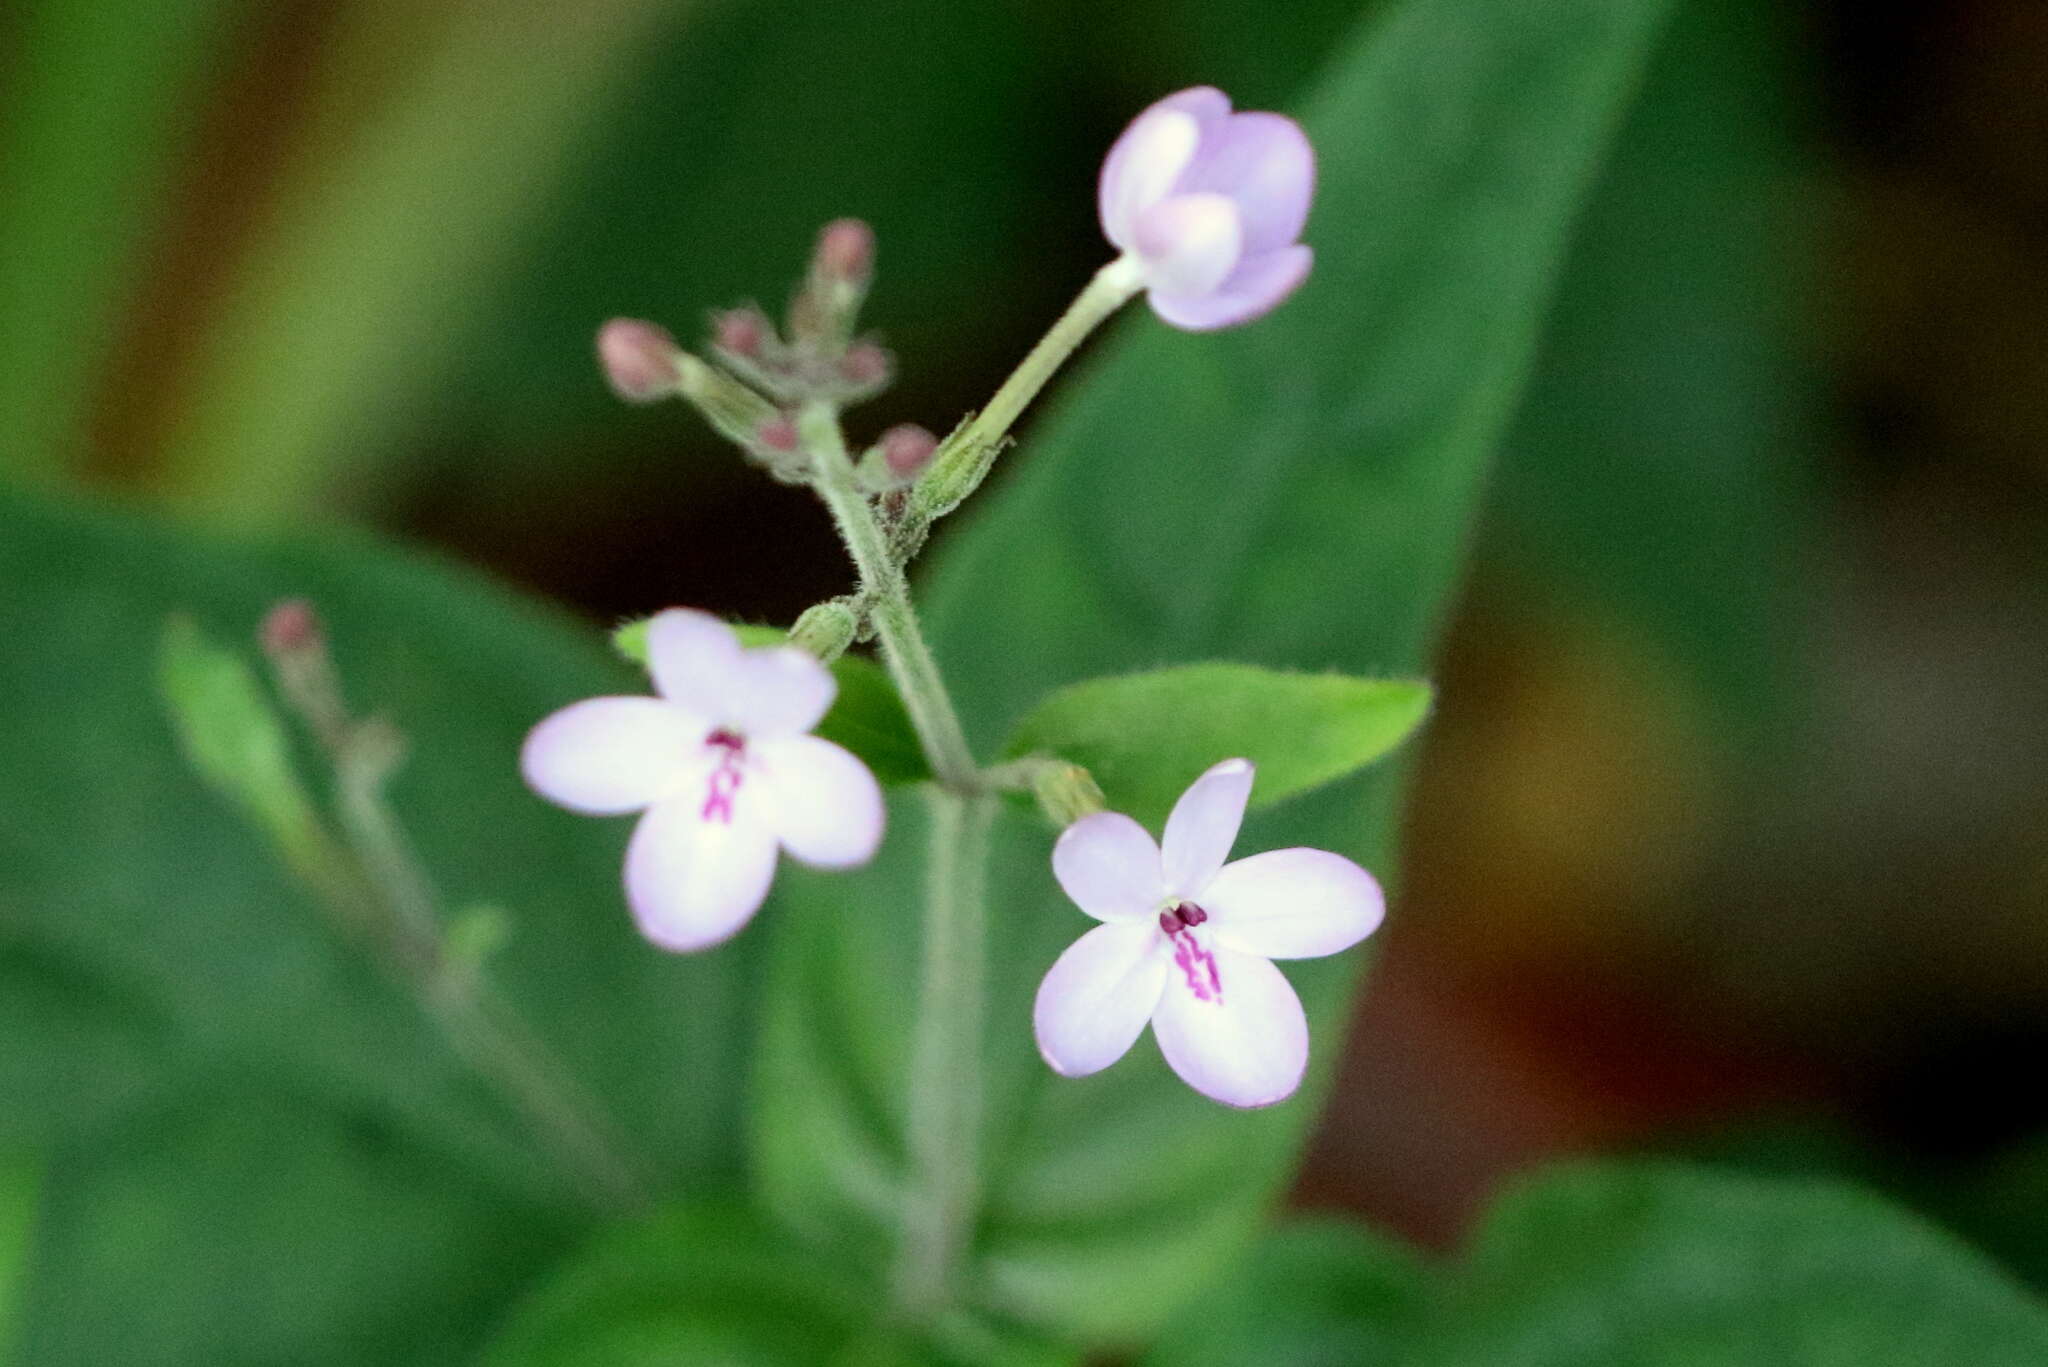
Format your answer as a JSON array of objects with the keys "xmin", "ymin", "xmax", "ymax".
[
  {"xmin": 480, "ymin": 1198, "xmax": 866, "ymax": 1367},
  {"xmin": 1143, "ymin": 1165, "xmax": 2048, "ymax": 1367},
  {"xmin": 1137, "ymin": 1218, "xmax": 1431, "ymax": 1367},
  {"xmin": 0, "ymin": 485, "xmax": 763, "ymax": 1359},
  {"xmin": 612, "ymin": 616, "xmax": 928, "ymax": 785},
  {"xmin": 16, "ymin": 1095, "xmax": 574, "ymax": 1367},
  {"xmin": 755, "ymin": 0, "xmax": 1677, "ymax": 1344},
  {"xmin": 1487, "ymin": 0, "xmax": 1819, "ymax": 752},
  {"xmin": 1004, "ymin": 665, "xmax": 1430, "ymax": 827},
  {"xmin": 0, "ymin": 1152, "xmax": 40, "ymax": 1363},
  {"xmin": 482, "ymin": 1197, "xmax": 1074, "ymax": 1367},
  {"xmin": 1418, "ymin": 1161, "xmax": 2048, "ymax": 1366}
]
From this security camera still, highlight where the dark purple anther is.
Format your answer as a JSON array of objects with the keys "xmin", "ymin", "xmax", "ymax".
[
  {"xmin": 1177, "ymin": 902, "xmax": 1208, "ymax": 926},
  {"xmin": 707, "ymin": 727, "xmax": 745, "ymax": 750},
  {"xmin": 1158, "ymin": 908, "xmax": 1184, "ymax": 935}
]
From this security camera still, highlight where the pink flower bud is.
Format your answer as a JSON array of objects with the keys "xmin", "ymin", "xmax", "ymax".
[
  {"xmin": 259, "ymin": 598, "xmax": 323, "ymax": 658},
  {"xmin": 838, "ymin": 341, "xmax": 892, "ymax": 389},
  {"xmin": 814, "ymin": 218, "xmax": 875, "ymax": 287},
  {"xmin": 596, "ymin": 318, "xmax": 684, "ymax": 404},
  {"xmin": 712, "ymin": 307, "xmax": 769, "ymax": 358},
  {"xmin": 879, "ymin": 423, "xmax": 937, "ymax": 478},
  {"xmin": 757, "ymin": 415, "xmax": 800, "ymax": 452}
]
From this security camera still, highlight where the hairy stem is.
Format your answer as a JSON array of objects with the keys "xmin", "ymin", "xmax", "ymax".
[
  {"xmin": 951, "ymin": 255, "xmax": 1143, "ymax": 463},
  {"xmin": 800, "ymin": 402, "xmax": 979, "ymax": 791},
  {"xmin": 893, "ymin": 786, "xmax": 996, "ymax": 1316},
  {"xmin": 330, "ymin": 737, "xmax": 650, "ymax": 1211},
  {"xmin": 912, "ymin": 255, "xmax": 1143, "ymax": 523}
]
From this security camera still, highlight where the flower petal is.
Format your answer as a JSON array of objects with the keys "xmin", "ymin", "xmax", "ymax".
[
  {"xmin": 521, "ymin": 697, "xmax": 703, "ymax": 815},
  {"xmin": 645, "ymin": 609, "xmax": 745, "ymax": 718},
  {"xmin": 1098, "ymin": 104, "xmax": 1205, "ymax": 249},
  {"xmin": 729, "ymin": 645, "xmax": 836, "ymax": 737},
  {"xmin": 1148, "ymin": 245, "xmax": 1312, "ymax": 332},
  {"xmin": 1034, "ymin": 921, "xmax": 1171, "ymax": 1078},
  {"xmin": 752, "ymin": 734, "xmax": 883, "ymax": 869},
  {"xmin": 623, "ymin": 792, "xmax": 779, "ymax": 952},
  {"xmin": 1161, "ymin": 758, "xmax": 1253, "ymax": 897},
  {"xmin": 1132, "ymin": 193, "xmax": 1244, "ymax": 300},
  {"xmin": 1151, "ymin": 948, "xmax": 1308, "ymax": 1107},
  {"xmin": 1177, "ymin": 111, "xmax": 1315, "ymax": 254},
  {"xmin": 1053, "ymin": 812, "xmax": 1165, "ymax": 921},
  {"xmin": 1205, "ymin": 848, "xmax": 1385, "ymax": 960}
]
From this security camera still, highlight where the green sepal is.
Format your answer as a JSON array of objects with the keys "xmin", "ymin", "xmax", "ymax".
[
  {"xmin": 1003, "ymin": 663, "xmax": 1431, "ymax": 828},
  {"xmin": 611, "ymin": 615, "xmax": 926, "ymax": 785},
  {"xmin": 155, "ymin": 616, "xmax": 337, "ymax": 879}
]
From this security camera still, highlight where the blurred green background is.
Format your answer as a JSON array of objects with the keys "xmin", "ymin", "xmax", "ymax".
[{"xmin": 4, "ymin": 0, "xmax": 2048, "ymax": 1351}]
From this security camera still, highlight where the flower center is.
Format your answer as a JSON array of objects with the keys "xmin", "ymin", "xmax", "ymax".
[
  {"xmin": 1158, "ymin": 901, "xmax": 1222, "ymax": 1004},
  {"xmin": 701, "ymin": 727, "xmax": 746, "ymax": 823}
]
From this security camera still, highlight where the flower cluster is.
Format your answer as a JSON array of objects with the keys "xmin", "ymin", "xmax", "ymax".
[{"xmin": 525, "ymin": 88, "xmax": 1365, "ymax": 1108}]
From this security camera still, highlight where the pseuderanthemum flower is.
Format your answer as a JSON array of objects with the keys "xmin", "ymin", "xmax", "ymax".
[
  {"xmin": 522, "ymin": 609, "xmax": 883, "ymax": 952},
  {"xmin": 1099, "ymin": 86, "xmax": 1316, "ymax": 331},
  {"xmin": 1034, "ymin": 759, "xmax": 1383, "ymax": 1107}
]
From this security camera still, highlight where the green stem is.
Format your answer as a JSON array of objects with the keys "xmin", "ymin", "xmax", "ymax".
[
  {"xmin": 954, "ymin": 254, "xmax": 1143, "ymax": 460},
  {"xmin": 800, "ymin": 403, "xmax": 978, "ymax": 791},
  {"xmin": 913, "ymin": 255, "xmax": 1143, "ymax": 522},
  {"xmin": 331, "ymin": 736, "xmax": 650, "ymax": 1211},
  {"xmin": 893, "ymin": 786, "xmax": 996, "ymax": 1316}
]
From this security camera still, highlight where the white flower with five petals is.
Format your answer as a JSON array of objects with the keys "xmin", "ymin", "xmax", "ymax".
[
  {"xmin": 1034, "ymin": 758, "xmax": 1383, "ymax": 1108},
  {"xmin": 521, "ymin": 609, "xmax": 884, "ymax": 952}
]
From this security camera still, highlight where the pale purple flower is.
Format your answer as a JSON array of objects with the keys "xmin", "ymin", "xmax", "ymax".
[
  {"xmin": 1098, "ymin": 86, "xmax": 1315, "ymax": 331},
  {"xmin": 1034, "ymin": 759, "xmax": 1382, "ymax": 1108},
  {"xmin": 522, "ymin": 609, "xmax": 884, "ymax": 952}
]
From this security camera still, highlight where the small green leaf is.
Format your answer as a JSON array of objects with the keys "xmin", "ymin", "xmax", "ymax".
[
  {"xmin": 1004, "ymin": 664, "xmax": 1430, "ymax": 827},
  {"xmin": 155, "ymin": 615, "xmax": 334, "ymax": 879},
  {"xmin": 612, "ymin": 615, "xmax": 927, "ymax": 785}
]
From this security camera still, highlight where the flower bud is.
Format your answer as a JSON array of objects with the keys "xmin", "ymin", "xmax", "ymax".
[
  {"xmin": 814, "ymin": 218, "xmax": 874, "ymax": 289},
  {"xmin": 260, "ymin": 598, "xmax": 323, "ymax": 659},
  {"xmin": 837, "ymin": 340, "xmax": 893, "ymax": 393},
  {"xmin": 257, "ymin": 598, "xmax": 348, "ymax": 753},
  {"xmin": 596, "ymin": 318, "xmax": 684, "ymax": 403},
  {"xmin": 879, "ymin": 423, "xmax": 937, "ymax": 479},
  {"xmin": 712, "ymin": 307, "xmax": 771, "ymax": 359},
  {"xmin": 756, "ymin": 415, "xmax": 800, "ymax": 453},
  {"xmin": 788, "ymin": 598, "xmax": 860, "ymax": 662},
  {"xmin": 1033, "ymin": 761, "xmax": 1107, "ymax": 829}
]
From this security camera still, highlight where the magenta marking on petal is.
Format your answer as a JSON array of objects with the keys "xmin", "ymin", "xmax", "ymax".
[
  {"xmin": 1166, "ymin": 910, "xmax": 1224, "ymax": 1004},
  {"xmin": 701, "ymin": 729, "xmax": 746, "ymax": 824}
]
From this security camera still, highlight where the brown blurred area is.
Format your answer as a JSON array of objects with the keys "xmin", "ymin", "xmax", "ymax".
[{"xmin": 1301, "ymin": 0, "xmax": 2048, "ymax": 1247}]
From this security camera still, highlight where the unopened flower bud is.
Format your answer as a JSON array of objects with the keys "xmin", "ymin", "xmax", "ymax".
[
  {"xmin": 257, "ymin": 597, "xmax": 349, "ymax": 752},
  {"xmin": 814, "ymin": 218, "xmax": 874, "ymax": 289},
  {"xmin": 879, "ymin": 424, "xmax": 937, "ymax": 479},
  {"xmin": 712, "ymin": 307, "xmax": 770, "ymax": 359},
  {"xmin": 838, "ymin": 342, "xmax": 892, "ymax": 391},
  {"xmin": 788, "ymin": 598, "xmax": 860, "ymax": 662},
  {"xmin": 596, "ymin": 318, "xmax": 684, "ymax": 404},
  {"xmin": 756, "ymin": 415, "xmax": 800, "ymax": 453},
  {"xmin": 260, "ymin": 599, "xmax": 323, "ymax": 659},
  {"xmin": 1032, "ymin": 761, "xmax": 1107, "ymax": 829}
]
